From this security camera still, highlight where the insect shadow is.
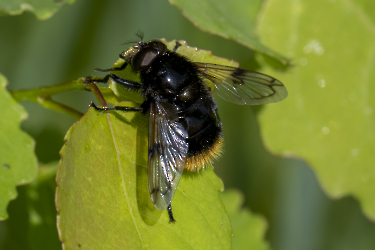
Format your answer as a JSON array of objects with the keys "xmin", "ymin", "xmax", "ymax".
[{"xmin": 112, "ymin": 109, "xmax": 163, "ymax": 225}]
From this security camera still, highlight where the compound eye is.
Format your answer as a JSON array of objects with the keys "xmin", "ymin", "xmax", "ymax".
[{"xmin": 133, "ymin": 47, "xmax": 159, "ymax": 72}]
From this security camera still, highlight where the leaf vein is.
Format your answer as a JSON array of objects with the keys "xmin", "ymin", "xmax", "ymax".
[{"xmin": 106, "ymin": 113, "xmax": 145, "ymax": 248}]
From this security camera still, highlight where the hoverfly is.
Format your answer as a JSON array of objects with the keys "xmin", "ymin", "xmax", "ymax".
[{"xmin": 89, "ymin": 38, "xmax": 287, "ymax": 222}]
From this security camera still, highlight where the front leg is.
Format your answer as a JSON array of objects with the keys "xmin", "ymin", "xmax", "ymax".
[
  {"xmin": 94, "ymin": 62, "xmax": 128, "ymax": 72},
  {"xmin": 85, "ymin": 73, "xmax": 141, "ymax": 90},
  {"xmin": 90, "ymin": 101, "xmax": 144, "ymax": 112}
]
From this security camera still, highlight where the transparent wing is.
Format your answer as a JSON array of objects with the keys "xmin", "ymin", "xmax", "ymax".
[
  {"xmin": 195, "ymin": 62, "xmax": 288, "ymax": 105},
  {"xmin": 148, "ymin": 101, "xmax": 189, "ymax": 211}
]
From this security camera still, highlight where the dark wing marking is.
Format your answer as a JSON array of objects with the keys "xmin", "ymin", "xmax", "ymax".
[
  {"xmin": 148, "ymin": 101, "xmax": 188, "ymax": 211},
  {"xmin": 195, "ymin": 62, "xmax": 288, "ymax": 105}
]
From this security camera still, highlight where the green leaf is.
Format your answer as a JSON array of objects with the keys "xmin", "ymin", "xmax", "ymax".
[
  {"xmin": 0, "ymin": 162, "xmax": 60, "ymax": 250},
  {"xmin": 0, "ymin": 73, "xmax": 38, "ymax": 220},
  {"xmin": 56, "ymin": 105, "xmax": 232, "ymax": 250},
  {"xmin": 221, "ymin": 189, "xmax": 270, "ymax": 250},
  {"xmin": 0, "ymin": 0, "xmax": 76, "ymax": 20},
  {"xmin": 168, "ymin": 0, "xmax": 288, "ymax": 64},
  {"xmin": 257, "ymin": 0, "xmax": 375, "ymax": 219}
]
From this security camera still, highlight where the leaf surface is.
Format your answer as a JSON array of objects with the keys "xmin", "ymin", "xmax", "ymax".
[
  {"xmin": 0, "ymin": 0, "xmax": 76, "ymax": 20},
  {"xmin": 169, "ymin": 0, "xmax": 288, "ymax": 63},
  {"xmin": 0, "ymin": 74, "xmax": 38, "ymax": 220},
  {"xmin": 257, "ymin": 0, "xmax": 375, "ymax": 219},
  {"xmin": 56, "ymin": 105, "xmax": 232, "ymax": 249}
]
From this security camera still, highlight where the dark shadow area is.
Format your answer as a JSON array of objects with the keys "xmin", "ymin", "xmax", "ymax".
[
  {"xmin": 27, "ymin": 127, "xmax": 65, "ymax": 164},
  {"xmin": 132, "ymin": 112, "xmax": 162, "ymax": 225},
  {"xmin": 0, "ymin": 187, "xmax": 29, "ymax": 250},
  {"xmin": 260, "ymin": 52, "xmax": 293, "ymax": 72},
  {"xmin": 0, "ymin": 168, "xmax": 60, "ymax": 250}
]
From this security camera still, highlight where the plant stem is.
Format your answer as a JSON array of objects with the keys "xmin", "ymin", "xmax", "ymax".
[
  {"xmin": 10, "ymin": 77, "xmax": 116, "ymax": 119},
  {"xmin": 37, "ymin": 96, "xmax": 84, "ymax": 119}
]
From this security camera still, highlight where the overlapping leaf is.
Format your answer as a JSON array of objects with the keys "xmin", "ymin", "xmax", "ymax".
[
  {"xmin": 221, "ymin": 189, "xmax": 270, "ymax": 250},
  {"xmin": 0, "ymin": 74, "xmax": 38, "ymax": 220},
  {"xmin": 169, "ymin": 0, "xmax": 288, "ymax": 63},
  {"xmin": 0, "ymin": 163, "xmax": 60, "ymax": 249},
  {"xmin": 257, "ymin": 0, "xmax": 375, "ymax": 219},
  {"xmin": 0, "ymin": 0, "xmax": 76, "ymax": 20}
]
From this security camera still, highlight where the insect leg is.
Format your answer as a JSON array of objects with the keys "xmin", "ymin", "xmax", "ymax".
[
  {"xmin": 94, "ymin": 62, "xmax": 128, "ymax": 72},
  {"xmin": 85, "ymin": 73, "xmax": 141, "ymax": 90},
  {"xmin": 84, "ymin": 75, "xmax": 111, "ymax": 84},
  {"xmin": 87, "ymin": 74, "xmax": 142, "ymax": 112},
  {"xmin": 110, "ymin": 74, "xmax": 141, "ymax": 89},
  {"xmin": 90, "ymin": 102, "xmax": 143, "ymax": 112},
  {"xmin": 167, "ymin": 204, "xmax": 176, "ymax": 223}
]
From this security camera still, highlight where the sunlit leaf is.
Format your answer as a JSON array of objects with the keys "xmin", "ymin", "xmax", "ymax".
[
  {"xmin": 56, "ymin": 104, "xmax": 232, "ymax": 249},
  {"xmin": 257, "ymin": 0, "xmax": 375, "ymax": 219}
]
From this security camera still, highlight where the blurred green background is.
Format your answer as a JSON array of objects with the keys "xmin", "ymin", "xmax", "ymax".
[{"xmin": 1, "ymin": 0, "xmax": 375, "ymax": 249}]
